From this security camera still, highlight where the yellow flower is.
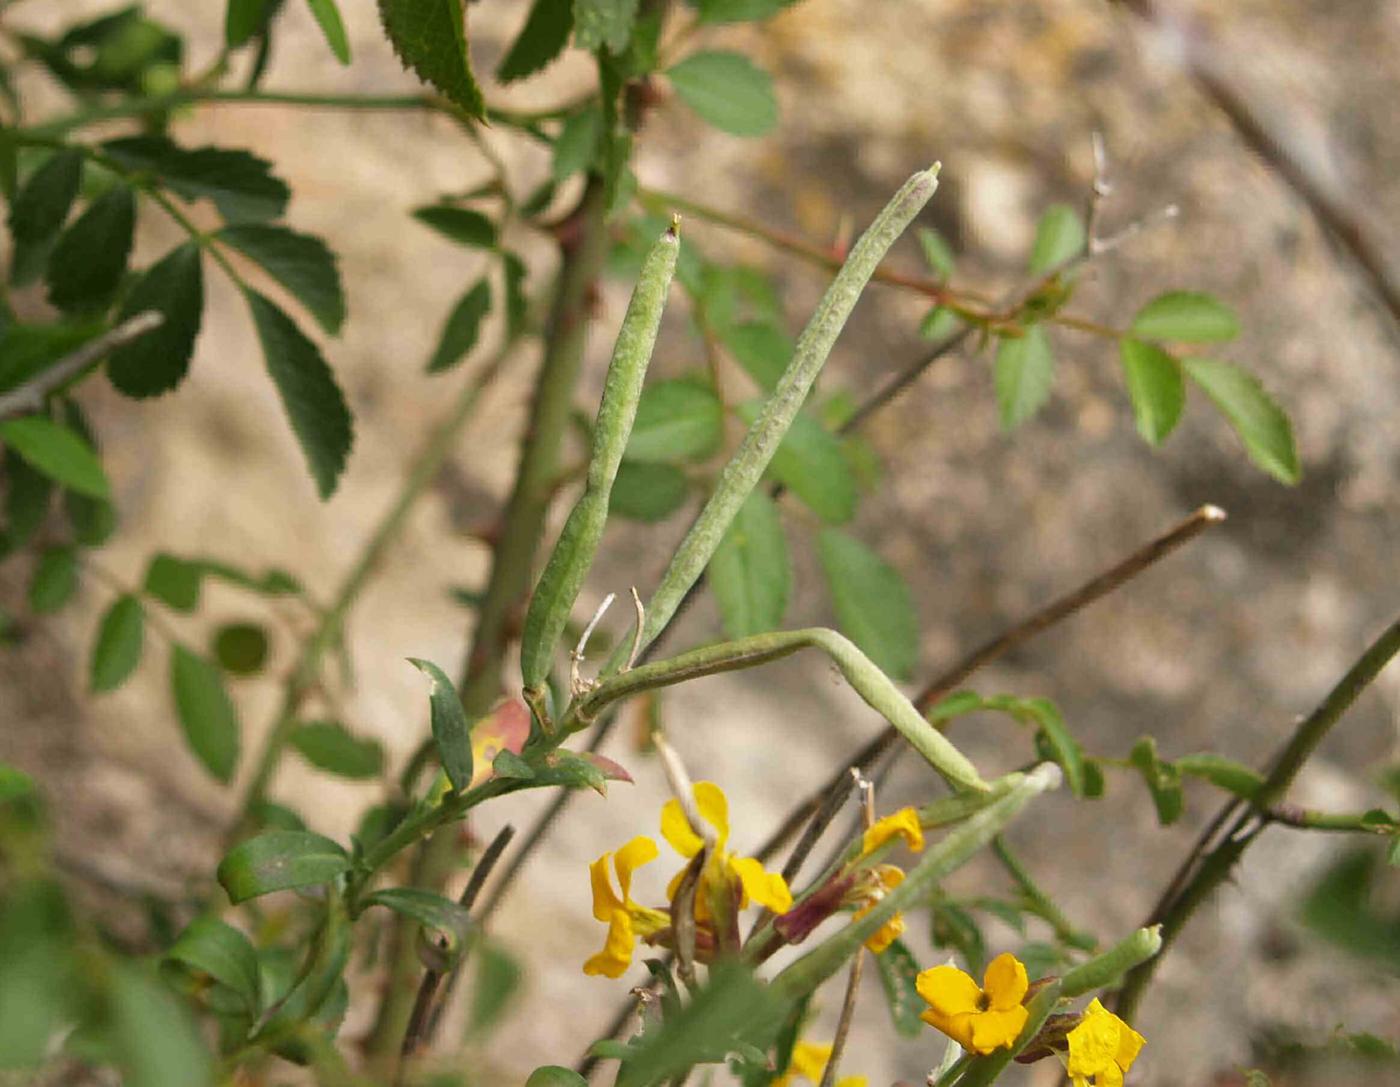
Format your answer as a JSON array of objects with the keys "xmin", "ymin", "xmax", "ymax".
[
  {"xmin": 861, "ymin": 807, "xmax": 924, "ymax": 855},
  {"xmin": 583, "ymin": 836, "xmax": 669, "ymax": 978},
  {"xmin": 773, "ymin": 1040, "xmax": 867, "ymax": 1087},
  {"xmin": 660, "ymin": 781, "xmax": 792, "ymax": 915},
  {"xmin": 1065, "ymin": 998, "xmax": 1144, "ymax": 1087},
  {"xmin": 916, "ymin": 952, "xmax": 1029, "ymax": 1055},
  {"xmin": 853, "ymin": 806, "xmax": 923, "ymax": 954}
]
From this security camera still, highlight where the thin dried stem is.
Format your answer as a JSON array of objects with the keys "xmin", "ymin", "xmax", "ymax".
[{"xmin": 0, "ymin": 311, "xmax": 163, "ymax": 420}]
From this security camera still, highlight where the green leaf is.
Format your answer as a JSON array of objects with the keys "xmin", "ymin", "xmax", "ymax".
[
  {"xmin": 145, "ymin": 553, "xmax": 201, "ymax": 612},
  {"xmin": 217, "ymin": 830, "xmax": 349, "ymax": 904},
  {"xmin": 817, "ymin": 529, "xmax": 918, "ymax": 681},
  {"xmin": 573, "ymin": 0, "xmax": 637, "ymax": 52},
  {"xmin": 527, "ymin": 1070, "xmax": 587, "ymax": 1087},
  {"xmin": 498, "ymin": 0, "xmax": 573, "ymax": 82},
  {"xmin": 164, "ymin": 917, "xmax": 261, "ymax": 1014},
  {"xmin": 3, "ymin": 453, "xmax": 52, "ymax": 547},
  {"xmin": 737, "ymin": 403, "xmax": 856, "ymax": 523},
  {"xmin": 408, "ymin": 658, "xmax": 472, "ymax": 791},
  {"xmin": 1119, "ymin": 337, "xmax": 1184, "ymax": 445},
  {"xmin": 917, "ymin": 226, "xmax": 955, "ymax": 280},
  {"xmin": 245, "ymin": 289, "xmax": 354, "ymax": 499},
  {"xmin": 107, "ymin": 243, "xmax": 205, "ymax": 398},
  {"xmin": 7, "ymin": 149, "xmax": 83, "ymax": 244},
  {"xmin": 1131, "ymin": 291, "xmax": 1240, "ymax": 343},
  {"xmin": 994, "ymin": 325, "xmax": 1054, "ymax": 429},
  {"xmin": 305, "ymin": 0, "xmax": 350, "ymax": 63},
  {"xmin": 226, "ymin": 0, "xmax": 274, "ymax": 47},
  {"xmin": 171, "ymin": 644, "xmax": 241, "ymax": 783},
  {"xmin": 0, "ymin": 417, "xmax": 109, "ymax": 498},
  {"xmin": 290, "ymin": 720, "xmax": 384, "ymax": 780},
  {"xmin": 363, "ymin": 887, "xmax": 472, "ymax": 950},
  {"xmin": 1175, "ymin": 753, "xmax": 1263, "ymax": 799},
  {"xmin": 1182, "ymin": 357, "xmax": 1300, "ymax": 484},
  {"xmin": 1019, "ymin": 697, "xmax": 1085, "ymax": 797},
  {"xmin": 874, "ymin": 938, "xmax": 924, "ymax": 1038},
  {"xmin": 45, "ymin": 185, "xmax": 135, "ymax": 312},
  {"xmin": 29, "ymin": 545, "xmax": 78, "ymax": 614},
  {"xmin": 103, "ymin": 136, "xmax": 289, "ymax": 223},
  {"xmin": 218, "ymin": 224, "xmax": 345, "ymax": 335},
  {"xmin": 427, "ymin": 279, "xmax": 491, "ymax": 373},
  {"xmin": 107, "ymin": 963, "xmax": 215, "ymax": 1087},
  {"xmin": 377, "ymin": 0, "xmax": 485, "ymax": 117},
  {"xmin": 213, "ymin": 622, "xmax": 269, "ymax": 675},
  {"xmin": 1028, "ymin": 204, "xmax": 1085, "ymax": 275},
  {"xmin": 721, "ymin": 320, "xmax": 791, "ymax": 392},
  {"xmin": 709, "ymin": 490, "xmax": 789, "ymax": 638},
  {"xmin": 0, "ymin": 763, "xmax": 35, "ymax": 803},
  {"xmin": 412, "ymin": 205, "xmax": 497, "ymax": 249},
  {"xmin": 609, "ymin": 459, "xmax": 688, "ymax": 522},
  {"xmin": 665, "ymin": 51, "xmax": 778, "ymax": 137},
  {"xmin": 1129, "ymin": 736, "xmax": 1182, "ymax": 826},
  {"xmin": 931, "ymin": 899, "xmax": 985, "ymax": 974},
  {"xmin": 919, "ymin": 305, "xmax": 960, "ymax": 341},
  {"xmin": 551, "ymin": 106, "xmax": 603, "ymax": 182},
  {"xmin": 504, "ymin": 250, "xmax": 529, "ymax": 338},
  {"xmin": 695, "ymin": 0, "xmax": 794, "ymax": 23},
  {"xmin": 470, "ymin": 940, "xmax": 522, "ymax": 1035},
  {"xmin": 623, "ymin": 378, "xmax": 722, "ymax": 463},
  {"xmin": 90, "ymin": 594, "xmax": 144, "ymax": 693}
]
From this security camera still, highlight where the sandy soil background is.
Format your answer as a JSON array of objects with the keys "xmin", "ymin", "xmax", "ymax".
[{"xmin": 2, "ymin": 1, "xmax": 1399, "ymax": 1084}]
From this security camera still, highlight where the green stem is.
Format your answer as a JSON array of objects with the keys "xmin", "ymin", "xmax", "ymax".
[
  {"xmin": 951, "ymin": 980, "xmax": 1063, "ymax": 1087},
  {"xmin": 991, "ymin": 836, "xmax": 1096, "ymax": 951},
  {"xmin": 1267, "ymin": 806, "xmax": 1399, "ymax": 833}
]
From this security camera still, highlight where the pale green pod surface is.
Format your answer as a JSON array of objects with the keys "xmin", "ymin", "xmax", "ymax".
[{"xmin": 519, "ymin": 223, "xmax": 680, "ymax": 692}]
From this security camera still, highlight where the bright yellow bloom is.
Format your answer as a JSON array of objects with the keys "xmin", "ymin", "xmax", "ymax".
[
  {"xmin": 851, "ymin": 806, "xmax": 923, "ymax": 954},
  {"xmin": 583, "ymin": 836, "xmax": 669, "ymax": 978},
  {"xmin": 660, "ymin": 781, "xmax": 792, "ymax": 915},
  {"xmin": 916, "ymin": 952, "xmax": 1029, "ymax": 1054},
  {"xmin": 1065, "ymin": 998, "xmax": 1145, "ymax": 1087},
  {"xmin": 772, "ymin": 1041, "xmax": 867, "ymax": 1087},
  {"xmin": 861, "ymin": 807, "xmax": 924, "ymax": 855}
]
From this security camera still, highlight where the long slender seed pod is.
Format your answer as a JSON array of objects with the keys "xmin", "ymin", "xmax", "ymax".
[
  {"xmin": 519, "ymin": 221, "xmax": 680, "ymax": 693},
  {"xmin": 1059, "ymin": 925, "xmax": 1162, "ymax": 998},
  {"xmin": 601, "ymin": 165, "xmax": 939, "ymax": 674}
]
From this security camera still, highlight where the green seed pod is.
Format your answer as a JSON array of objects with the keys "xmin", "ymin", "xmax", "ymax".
[{"xmin": 519, "ymin": 220, "xmax": 680, "ymax": 694}]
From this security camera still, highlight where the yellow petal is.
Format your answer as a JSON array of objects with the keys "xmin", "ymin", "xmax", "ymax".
[
  {"xmin": 692, "ymin": 781, "xmax": 730, "ymax": 849},
  {"xmin": 789, "ymin": 1041, "xmax": 832, "ymax": 1081},
  {"xmin": 861, "ymin": 807, "xmax": 925, "ymax": 856},
  {"xmin": 1112, "ymin": 1015, "xmax": 1145, "ymax": 1073},
  {"xmin": 836, "ymin": 1078, "xmax": 867, "ymax": 1087},
  {"xmin": 660, "ymin": 798, "xmax": 704, "ymax": 858},
  {"xmin": 588, "ymin": 852, "xmax": 623, "ymax": 922},
  {"xmin": 920, "ymin": 1007, "xmax": 979, "ymax": 1051},
  {"xmin": 614, "ymin": 836, "xmax": 658, "ymax": 900},
  {"xmin": 872, "ymin": 864, "xmax": 905, "ymax": 892},
  {"xmin": 916, "ymin": 964, "xmax": 983, "ymax": 1018},
  {"xmin": 967, "ymin": 1005, "xmax": 1028, "ymax": 1054},
  {"xmin": 1066, "ymin": 999, "xmax": 1121, "ymax": 1078},
  {"xmin": 730, "ymin": 856, "xmax": 792, "ymax": 912},
  {"xmin": 862, "ymin": 909, "xmax": 905, "ymax": 955},
  {"xmin": 982, "ymin": 951, "xmax": 1028, "ymax": 1011},
  {"xmin": 582, "ymin": 910, "xmax": 635, "ymax": 978}
]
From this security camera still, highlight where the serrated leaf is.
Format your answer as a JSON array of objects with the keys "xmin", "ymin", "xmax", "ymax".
[
  {"xmin": 1119, "ymin": 337, "xmax": 1184, "ymax": 445},
  {"xmin": 609, "ymin": 459, "xmax": 688, "ymax": 522},
  {"xmin": 498, "ymin": 0, "xmax": 572, "ymax": 82},
  {"xmin": 1131, "ymin": 291, "xmax": 1240, "ymax": 343},
  {"xmin": 306, "ymin": 0, "xmax": 350, "ymax": 63},
  {"xmin": 145, "ymin": 553, "xmax": 201, "ymax": 612},
  {"xmin": 709, "ymin": 490, "xmax": 789, "ymax": 638},
  {"xmin": 171, "ymin": 644, "xmax": 241, "ymax": 783},
  {"xmin": 874, "ymin": 938, "xmax": 924, "ymax": 1037},
  {"xmin": 427, "ymin": 279, "xmax": 491, "ymax": 373},
  {"xmin": 0, "ymin": 417, "xmax": 109, "ymax": 498},
  {"xmin": 413, "ymin": 205, "xmax": 498, "ymax": 249},
  {"xmin": 721, "ymin": 320, "xmax": 790, "ymax": 392},
  {"xmin": 917, "ymin": 226, "xmax": 956, "ymax": 280},
  {"xmin": 573, "ymin": 0, "xmax": 637, "ymax": 52},
  {"xmin": 408, "ymin": 658, "xmax": 472, "ymax": 792},
  {"xmin": 623, "ymin": 378, "xmax": 722, "ymax": 463},
  {"xmin": 994, "ymin": 324, "xmax": 1054, "ymax": 428},
  {"xmin": 29, "ymin": 545, "xmax": 78, "ymax": 614},
  {"xmin": 103, "ymin": 136, "xmax": 289, "ymax": 223},
  {"xmin": 817, "ymin": 528, "xmax": 918, "ymax": 681},
  {"xmin": 1028, "ymin": 204, "xmax": 1085, "ymax": 274},
  {"xmin": 666, "ymin": 51, "xmax": 777, "ymax": 137},
  {"xmin": 107, "ymin": 243, "xmax": 204, "ymax": 397},
  {"xmin": 46, "ymin": 185, "xmax": 135, "ymax": 312},
  {"xmin": 91, "ymin": 594, "xmax": 144, "ymax": 693},
  {"xmin": 8, "ymin": 149, "xmax": 83, "ymax": 244},
  {"xmin": 1129, "ymin": 736, "xmax": 1182, "ymax": 826},
  {"xmin": 377, "ymin": 0, "xmax": 484, "ymax": 117},
  {"xmin": 217, "ymin": 829, "xmax": 349, "ymax": 904},
  {"xmin": 213, "ymin": 622, "xmax": 270, "ymax": 675},
  {"xmin": 290, "ymin": 720, "xmax": 384, "ymax": 779},
  {"xmin": 737, "ymin": 403, "xmax": 855, "ymax": 523},
  {"xmin": 219, "ymin": 224, "xmax": 345, "ymax": 335},
  {"xmin": 1182, "ymin": 357, "xmax": 1300, "ymax": 484},
  {"xmin": 245, "ymin": 289, "xmax": 353, "ymax": 499},
  {"xmin": 1175, "ymin": 753, "xmax": 1263, "ymax": 799},
  {"xmin": 164, "ymin": 917, "xmax": 261, "ymax": 1014},
  {"xmin": 551, "ymin": 106, "xmax": 602, "ymax": 182}
]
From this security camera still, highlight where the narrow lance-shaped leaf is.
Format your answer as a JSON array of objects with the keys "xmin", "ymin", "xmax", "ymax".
[
  {"xmin": 874, "ymin": 938, "xmax": 925, "ymax": 1037},
  {"xmin": 0, "ymin": 417, "xmax": 109, "ymax": 498},
  {"xmin": 290, "ymin": 720, "xmax": 384, "ymax": 780},
  {"xmin": 377, "ymin": 0, "xmax": 484, "ymax": 117},
  {"xmin": 107, "ymin": 243, "xmax": 204, "ymax": 398},
  {"xmin": 520, "ymin": 223, "xmax": 679, "ymax": 690},
  {"xmin": 305, "ymin": 0, "xmax": 350, "ymax": 63},
  {"xmin": 709, "ymin": 490, "xmax": 789, "ymax": 639},
  {"xmin": 171, "ymin": 644, "xmax": 241, "ymax": 783},
  {"xmin": 45, "ymin": 185, "xmax": 136, "ymax": 312},
  {"xmin": 1119, "ymin": 337, "xmax": 1184, "ymax": 445},
  {"xmin": 1182, "ymin": 357, "xmax": 1300, "ymax": 484},
  {"xmin": 413, "ymin": 205, "xmax": 498, "ymax": 249},
  {"xmin": 363, "ymin": 887, "xmax": 473, "ymax": 957},
  {"xmin": 217, "ymin": 829, "xmax": 350, "ymax": 904},
  {"xmin": 665, "ymin": 50, "xmax": 777, "ymax": 137},
  {"xmin": 408, "ymin": 658, "xmax": 473, "ymax": 791},
  {"xmin": 29, "ymin": 545, "xmax": 78, "ymax": 613},
  {"xmin": 427, "ymin": 279, "xmax": 491, "ymax": 373},
  {"xmin": 90, "ymin": 594, "xmax": 144, "ymax": 693},
  {"xmin": 218, "ymin": 224, "xmax": 345, "ymax": 335},
  {"xmin": 498, "ymin": 0, "xmax": 572, "ymax": 82},
  {"xmin": 1129, "ymin": 735, "xmax": 1183, "ymax": 825},
  {"xmin": 613, "ymin": 166, "xmax": 939, "ymax": 670}
]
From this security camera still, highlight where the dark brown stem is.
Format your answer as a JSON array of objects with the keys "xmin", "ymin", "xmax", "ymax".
[{"xmin": 818, "ymin": 951, "xmax": 865, "ymax": 1087}]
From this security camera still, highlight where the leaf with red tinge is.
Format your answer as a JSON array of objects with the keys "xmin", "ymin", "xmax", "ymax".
[{"xmin": 470, "ymin": 698, "xmax": 531, "ymax": 786}]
